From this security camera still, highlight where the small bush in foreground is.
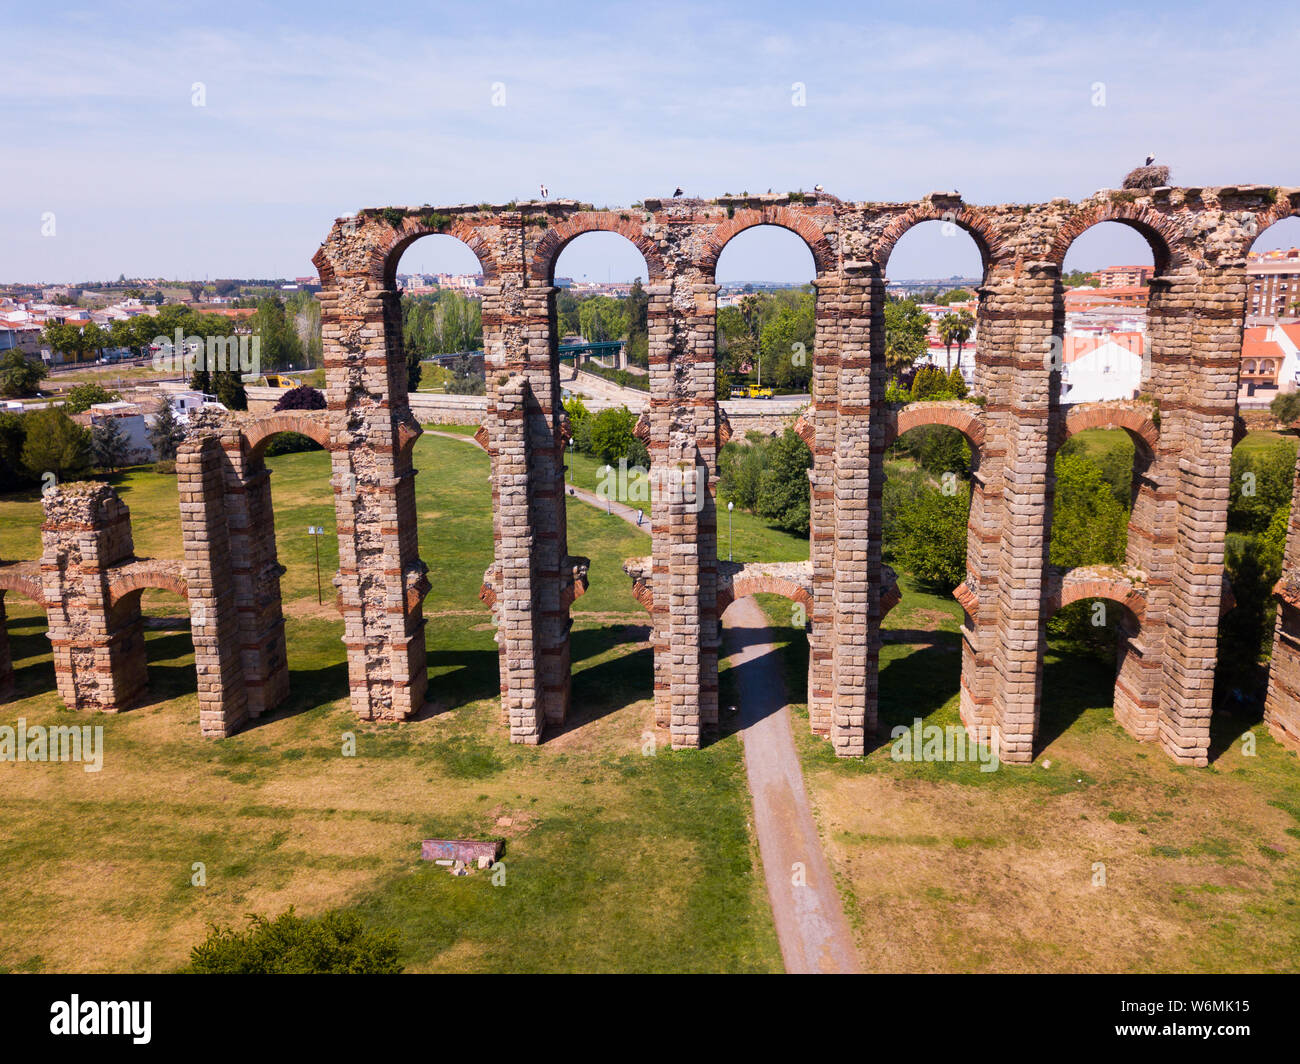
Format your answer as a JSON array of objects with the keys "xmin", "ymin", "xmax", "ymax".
[{"xmin": 184, "ymin": 908, "xmax": 403, "ymax": 974}]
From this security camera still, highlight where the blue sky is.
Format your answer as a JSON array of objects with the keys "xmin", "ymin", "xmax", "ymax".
[{"xmin": 2, "ymin": 1, "xmax": 1297, "ymax": 283}]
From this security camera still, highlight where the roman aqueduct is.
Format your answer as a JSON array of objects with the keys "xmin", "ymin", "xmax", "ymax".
[{"xmin": 4, "ymin": 184, "xmax": 1300, "ymax": 768}]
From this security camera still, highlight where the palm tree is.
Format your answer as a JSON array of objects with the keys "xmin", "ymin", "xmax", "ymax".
[
  {"xmin": 937, "ymin": 313, "xmax": 961, "ymax": 372},
  {"xmin": 952, "ymin": 310, "xmax": 976, "ymax": 368}
]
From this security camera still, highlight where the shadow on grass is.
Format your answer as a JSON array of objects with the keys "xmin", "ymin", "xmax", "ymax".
[
  {"xmin": 3, "ymin": 614, "xmax": 54, "ymax": 700},
  {"xmin": 547, "ymin": 626, "xmax": 654, "ymax": 740},
  {"xmin": 1035, "ymin": 641, "xmax": 1117, "ymax": 753},
  {"xmin": 869, "ymin": 634, "xmax": 963, "ymax": 755}
]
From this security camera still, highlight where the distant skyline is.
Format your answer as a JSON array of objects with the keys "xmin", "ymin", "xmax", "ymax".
[{"xmin": 3, "ymin": 1, "xmax": 1298, "ymax": 283}]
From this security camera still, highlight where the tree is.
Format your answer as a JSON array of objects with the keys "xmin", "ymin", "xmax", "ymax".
[
  {"xmin": 20, "ymin": 408, "xmax": 91, "ymax": 483},
  {"xmin": 0, "ymin": 412, "xmax": 33, "ymax": 491},
  {"xmin": 445, "ymin": 353, "xmax": 485, "ymax": 395},
  {"xmin": 187, "ymin": 282, "xmax": 204, "ymax": 303},
  {"xmin": 91, "ymin": 416, "xmax": 130, "ymax": 472},
  {"xmin": 64, "ymin": 383, "xmax": 119, "ymax": 414},
  {"xmin": 1270, "ymin": 391, "xmax": 1300, "ymax": 426},
  {"xmin": 937, "ymin": 313, "xmax": 960, "ymax": 371},
  {"xmin": 149, "ymin": 399, "xmax": 184, "ymax": 461},
  {"xmin": 893, "ymin": 485, "xmax": 970, "ymax": 590},
  {"xmin": 588, "ymin": 406, "xmax": 641, "ymax": 465},
  {"xmin": 756, "ymin": 429, "xmax": 813, "ymax": 534},
  {"xmin": 273, "ymin": 385, "xmax": 326, "ymax": 411},
  {"xmin": 252, "ymin": 296, "xmax": 303, "ymax": 372},
  {"xmin": 1049, "ymin": 451, "xmax": 1129, "ymax": 568},
  {"xmin": 184, "ymin": 908, "xmax": 402, "ymax": 974},
  {"xmin": 0, "ymin": 350, "xmax": 48, "ymax": 397},
  {"xmin": 884, "ymin": 298, "xmax": 930, "ymax": 373}
]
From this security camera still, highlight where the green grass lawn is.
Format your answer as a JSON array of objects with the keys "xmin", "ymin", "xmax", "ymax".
[
  {"xmin": 743, "ymin": 475, "xmax": 1300, "ymax": 973},
  {"xmin": 0, "ymin": 429, "xmax": 779, "ymax": 973}
]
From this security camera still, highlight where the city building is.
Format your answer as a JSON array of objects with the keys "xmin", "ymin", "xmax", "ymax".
[
  {"xmin": 1247, "ymin": 247, "xmax": 1300, "ymax": 321},
  {"xmin": 1060, "ymin": 332, "xmax": 1144, "ymax": 403},
  {"xmin": 1097, "ymin": 264, "xmax": 1154, "ymax": 288}
]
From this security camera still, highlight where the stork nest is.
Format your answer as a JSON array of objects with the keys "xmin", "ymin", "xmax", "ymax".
[{"xmin": 1122, "ymin": 164, "xmax": 1170, "ymax": 190}]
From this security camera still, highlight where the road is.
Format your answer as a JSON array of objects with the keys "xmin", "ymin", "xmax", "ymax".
[{"xmin": 722, "ymin": 596, "xmax": 860, "ymax": 973}]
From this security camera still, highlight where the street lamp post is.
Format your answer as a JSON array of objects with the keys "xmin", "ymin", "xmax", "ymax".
[
  {"xmin": 728, "ymin": 500, "xmax": 734, "ymax": 561},
  {"xmin": 307, "ymin": 525, "xmax": 326, "ymax": 604}
]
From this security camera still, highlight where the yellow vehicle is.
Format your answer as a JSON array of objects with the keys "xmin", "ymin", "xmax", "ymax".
[
  {"xmin": 730, "ymin": 384, "xmax": 774, "ymax": 400},
  {"xmin": 263, "ymin": 373, "xmax": 301, "ymax": 389}
]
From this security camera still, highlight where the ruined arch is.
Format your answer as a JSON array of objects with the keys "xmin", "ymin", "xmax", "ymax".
[
  {"xmin": 243, "ymin": 412, "xmax": 333, "ymax": 460},
  {"xmin": 0, "ymin": 566, "xmax": 45, "ymax": 609},
  {"xmin": 884, "ymin": 402, "xmax": 986, "ymax": 452},
  {"xmin": 106, "ymin": 565, "xmax": 189, "ymax": 611},
  {"xmin": 530, "ymin": 212, "xmax": 666, "ymax": 284},
  {"xmin": 875, "ymin": 203, "xmax": 1003, "ymax": 276},
  {"xmin": 1049, "ymin": 204, "xmax": 1181, "ymax": 275},
  {"xmin": 700, "ymin": 206, "xmax": 836, "ymax": 278},
  {"xmin": 1060, "ymin": 403, "xmax": 1159, "ymax": 460},
  {"xmin": 381, "ymin": 222, "xmax": 499, "ymax": 291}
]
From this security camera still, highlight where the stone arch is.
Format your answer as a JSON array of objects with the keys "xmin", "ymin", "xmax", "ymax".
[
  {"xmin": 717, "ymin": 574, "xmax": 814, "ymax": 617},
  {"xmin": 529, "ymin": 212, "xmax": 666, "ymax": 284},
  {"xmin": 1046, "ymin": 567, "xmax": 1148, "ymax": 626},
  {"xmin": 874, "ymin": 203, "xmax": 1004, "ymax": 275},
  {"xmin": 699, "ymin": 207, "xmax": 836, "ymax": 277},
  {"xmin": 106, "ymin": 565, "xmax": 188, "ymax": 611},
  {"xmin": 1048, "ymin": 203, "xmax": 1182, "ymax": 275},
  {"xmin": 381, "ymin": 220, "xmax": 498, "ymax": 290},
  {"xmin": 1250, "ymin": 192, "xmax": 1300, "ymax": 240},
  {"xmin": 1061, "ymin": 402, "xmax": 1159, "ymax": 460},
  {"xmin": 0, "ymin": 566, "xmax": 45, "ymax": 609},
  {"xmin": 243, "ymin": 411, "xmax": 333, "ymax": 460},
  {"xmin": 884, "ymin": 401, "xmax": 986, "ymax": 451}
]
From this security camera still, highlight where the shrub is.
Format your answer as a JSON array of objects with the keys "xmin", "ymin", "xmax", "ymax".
[
  {"xmin": 892, "ymin": 484, "xmax": 970, "ymax": 590},
  {"xmin": 153, "ymin": 459, "xmax": 177, "ymax": 475},
  {"xmin": 588, "ymin": 406, "xmax": 640, "ymax": 465},
  {"xmin": 184, "ymin": 908, "xmax": 402, "ymax": 974},
  {"xmin": 265, "ymin": 432, "xmax": 323, "ymax": 457},
  {"xmin": 273, "ymin": 385, "xmax": 326, "ymax": 411},
  {"xmin": 20, "ymin": 408, "xmax": 91, "ymax": 483},
  {"xmin": 64, "ymin": 383, "xmax": 120, "ymax": 414},
  {"xmin": 0, "ymin": 350, "xmax": 47, "ymax": 398}
]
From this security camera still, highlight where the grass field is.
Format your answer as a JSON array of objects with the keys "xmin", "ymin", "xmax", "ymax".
[
  {"xmin": 0, "ymin": 430, "xmax": 780, "ymax": 973},
  {"xmin": 5, "ymin": 421, "xmax": 1300, "ymax": 973},
  {"xmin": 750, "ymin": 534, "xmax": 1300, "ymax": 973}
]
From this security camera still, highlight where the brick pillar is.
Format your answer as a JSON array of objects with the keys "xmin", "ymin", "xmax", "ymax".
[
  {"xmin": 0, "ymin": 592, "xmax": 13, "ymax": 699},
  {"xmin": 1265, "ymin": 446, "xmax": 1300, "ymax": 751},
  {"xmin": 959, "ymin": 284, "xmax": 1004, "ymax": 733},
  {"xmin": 808, "ymin": 276, "xmax": 839, "ymax": 736},
  {"xmin": 829, "ymin": 270, "xmax": 885, "ymax": 756},
  {"xmin": 41, "ymin": 483, "xmax": 147, "ymax": 713},
  {"xmin": 178, "ymin": 435, "xmax": 249, "ymax": 737},
  {"xmin": 324, "ymin": 278, "xmax": 429, "ymax": 722},
  {"xmin": 647, "ymin": 274, "xmax": 719, "ymax": 748},
  {"xmin": 492, "ymin": 377, "xmax": 544, "ymax": 741},
  {"xmin": 482, "ymin": 276, "xmax": 573, "ymax": 735},
  {"xmin": 222, "ymin": 433, "xmax": 289, "ymax": 718},
  {"xmin": 1158, "ymin": 266, "xmax": 1243, "ymax": 765},
  {"xmin": 985, "ymin": 262, "xmax": 1057, "ymax": 763}
]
